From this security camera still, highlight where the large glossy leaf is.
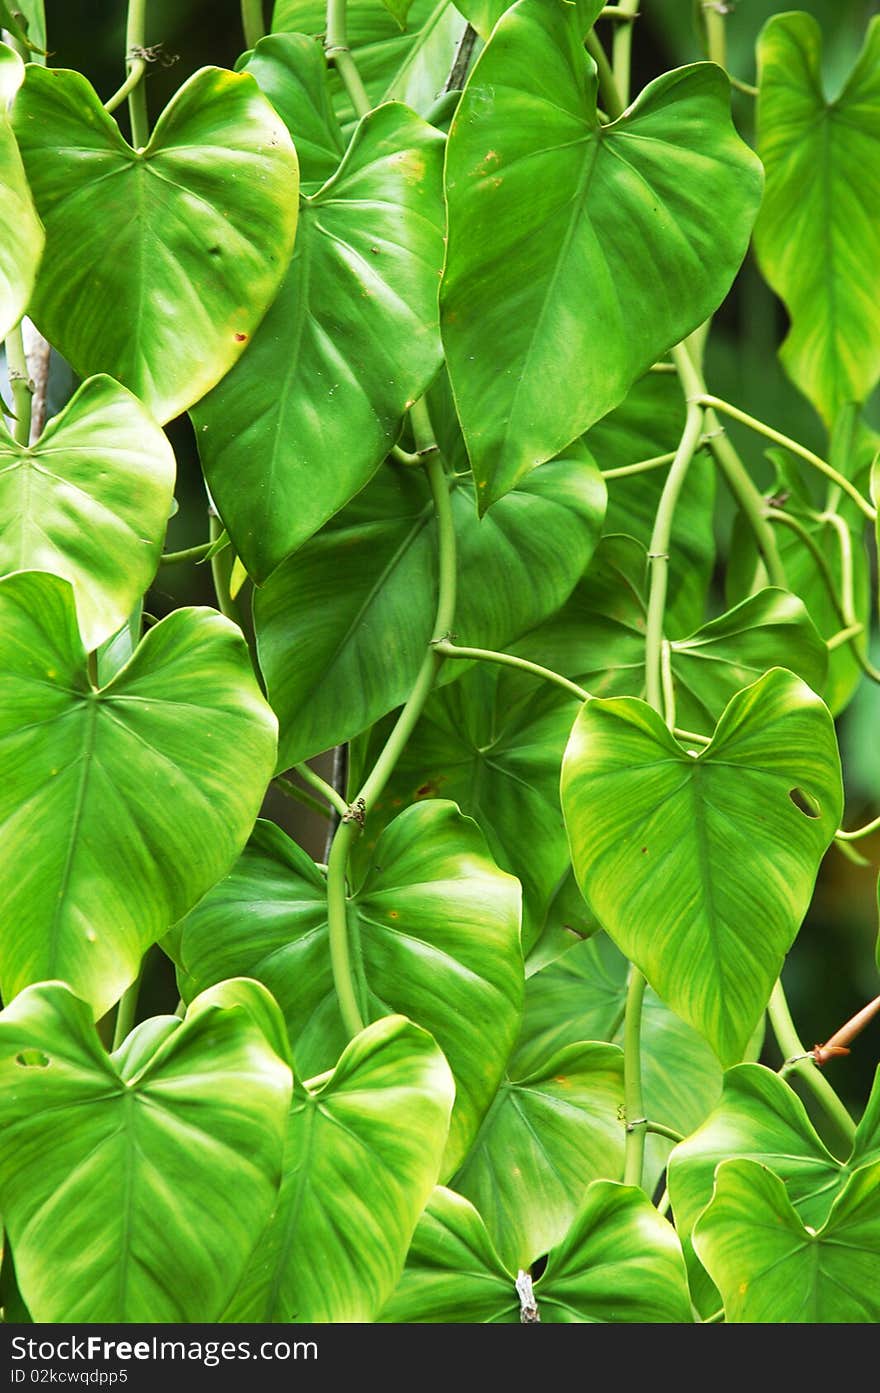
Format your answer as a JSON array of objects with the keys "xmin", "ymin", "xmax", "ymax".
[
  {"xmin": 669, "ymin": 1062, "xmax": 875, "ymax": 1239},
  {"xmin": 227, "ymin": 1015, "xmax": 454, "ymax": 1321},
  {"xmin": 351, "ymin": 664, "xmax": 587, "ymax": 952},
  {"xmin": 256, "ymin": 451, "xmax": 604, "ymax": 768},
  {"xmin": 561, "ymin": 668, "xmax": 843, "ymax": 1064},
  {"xmin": 193, "ymin": 103, "xmax": 445, "ymax": 580},
  {"xmin": 441, "ymin": 0, "xmax": 763, "ymax": 506},
  {"xmin": 755, "ymin": 14, "xmax": 880, "ymax": 422},
  {"xmin": 455, "ymin": 0, "xmax": 604, "ymax": 41},
  {"xmin": 272, "ymin": 0, "xmax": 466, "ymax": 125},
  {"xmin": 241, "ymin": 33, "xmax": 345, "ymax": 192},
  {"xmin": 173, "ymin": 802, "xmax": 523, "ymax": 1173},
  {"xmin": 380, "ymin": 1182, "xmax": 691, "ymax": 1322},
  {"xmin": 0, "ymin": 376, "xmax": 175, "ymax": 650},
  {"xmin": 0, "ymin": 572, "xmax": 277, "ymax": 1015},
  {"xmin": 0, "ymin": 979, "xmax": 292, "ymax": 1322},
  {"xmin": 584, "ymin": 373, "xmax": 715, "ymax": 634},
  {"xmin": 516, "ymin": 536, "xmax": 828, "ymax": 734},
  {"xmin": 513, "ymin": 935, "xmax": 735, "ymax": 1187},
  {"xmin": 693, "ymin": 1158, "xmax": 880, "ymax": 1323},
  {"xmin": 0, "ymin": 96, "xmax": 42, "ymax": 344},
  {"xmin": 451, "ymin": 1040, "xmax": 624, "ymax": 1270},
  {"xmin": 11, "ymin": 65, "xmax": 298, "ymax": 423}
]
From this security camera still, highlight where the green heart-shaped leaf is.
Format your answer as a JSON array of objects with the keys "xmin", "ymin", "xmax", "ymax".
[
  {"xmin": 193, "ymin": 102, "xmax": 445, "ymax": 580},
  {"xmin": 669, "ymin": 1062, "xmax": 878, "ymax": 1239},
  {"xmin": 256, "ymin": 450, "xmax": 605, "ymax": 768},
  {"xmin": 451, "ymin": 1040, "xmax": 624, "ymax": 1270},
  {"xmin": 693, "ymin": 1158, "xmax": 880, "ymax": 1323},
  {"xmin": 0, "ymin": 979, "xmax": 292, "ymax": 1322},
  {"xmin": 11, "ymin": 65, "xmax": 298, "ymax": 423},
  {"xmin": 227, "ymin": 1014, "xmax": 454, "ymax": 1321},
  {"xmin": 455, "ymin": 0, "xmax": 604, "ymax": 40},
  {"xmin": 441, "ymin": 0, "xmax": 763, "ymax": 506},
  {"xmin": 0, "ymin": 375, "xmax": 175, "ymax": 650},
  {"xmin": 755, "ymin": 14, "xmax": 880, "ymax": 422},
  {"xmin": 561, "ymin": 668, "xmax": 843, "ymax": 1064},
  {"xmin": 380, "ymin": 1182, "xmax": 692, "ymax": 1322},
  {"xmin": 0, "ymin": 572, "xmax": 277, "ymax": 1015},
  {"xmin": 173, "ymin": 802, "xmax": 523, "ymax": 1172},
  {"xmin": 584, "ymin": 373, "xmax": 715, "ymax": 634},
  {"xmin": 272, "ymin": 0, "xmax": 466, "ymax": 126},
  {"xmin": 351, "ymin": 663, "xmax": 587, "ymax": 952}
]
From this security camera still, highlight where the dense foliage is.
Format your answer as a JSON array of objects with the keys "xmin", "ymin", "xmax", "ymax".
[{"xmin": 1, "ymin": 0, "xmax": 879, "ymax": 1325}]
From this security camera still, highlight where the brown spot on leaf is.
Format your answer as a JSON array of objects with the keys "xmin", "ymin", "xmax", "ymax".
[{"xmin": 234, "ymin": 332, "xmax": 248, "ymax": 342}]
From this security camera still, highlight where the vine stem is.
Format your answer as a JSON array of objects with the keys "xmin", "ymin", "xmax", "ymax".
[
  {"xmin": 672, "ymin": 346, "xmax": 787, "ymax": 588},
  {"xmin": 125, "ymin": 0, "xmax": 150, "ymax": 148},
  {"xmin": 294, "ymin": 761, "xmax": 348, "ymax": 819},
  {"xmin": 622, "ymin": 967, "xmax": 648, "ymax": 1185},
  {"xmin": 4, "ymin": 324, "xmax": 32, "ymax": 445},
  {"xmin": 433, "ymin": 641, "xmax": 589, "ymax": 704},
  {"xmin": 644, "ymin": 345, "xmax": 704, "ymax": 711},
  {"xmin": 585, "ymin": 30, "xmax": 624, "ymax": 120},
  {"xmin": 273, "ymin": 774, "xmax": 332, "ymax": 821},
  {"xmin": 208, "ymin": 511, "xmax": 237, "ymax": 621},
  {"xmin": 837, "ymin": 811, "xmax": 880, "ymax": 841},
  {"xmin": 699, "ymin": 394, "xmax": 876, "ymax": 521},
  {"xmin": 610, "ymin": 0, "xmax": 640, "ymax": 107},
  {"xmin": 601, "ymin": 450, "xmax": 676, "ymax": 480},
  {"xmin": 325, "ymin": 414, "xmax": 456, "ymax": 1039},
  {"xmin": 240, "ymin": 0, "xmax": 265, "ymax": 49},
  {"xmin": 768, "ymin": 980, "xmax": 855, "ymax": 1156},
  {"xmin": 325, "ymin": 0, "xmax": 371, "ymax": 120},
  {"xmin": 112, "ymin": 970, "xmax": 143, "ymax": 1050}
]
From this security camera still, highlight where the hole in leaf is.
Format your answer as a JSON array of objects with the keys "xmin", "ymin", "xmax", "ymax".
[
  {"xmin": 16, "ymin": 1050, "xmax": 49, "ymax": 1068},
  {"xmin": 789, "ymin": 787, "xmax": 821, "ymax": 819},
  {"xmin": 530, "ymin": 1253, "xmax": 548, "ymax": 1281}
]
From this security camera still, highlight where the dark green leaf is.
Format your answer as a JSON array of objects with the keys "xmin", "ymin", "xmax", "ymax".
[
  {"xmin": 173, "ymin": 802, "xmax": 523, "ymax": 1173},
  {"xmin": 442, "ymin": 0, "xmax": 762, "ymax": 505},
  {"xmin": 256, "ymin": 450, "xmax": 605, "ymax": 768},
  {"xmin": 193, "ymin": 103, "xmax": 446, "ymax": 580}
]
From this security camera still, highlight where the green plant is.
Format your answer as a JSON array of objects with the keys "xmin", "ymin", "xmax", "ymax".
[{"xmin": 1, "ymin": 0, "xmax": 879, "ymax": 1326}]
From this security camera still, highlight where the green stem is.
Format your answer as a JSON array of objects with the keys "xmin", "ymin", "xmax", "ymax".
[
  {"xmin": 674, "ymin": 726, "xmax": 711, "ymax": 746},
  {"xmin": 159, "ymin": 539, "xmax": 216, "ymax": 566},
  {"xmin": 391, "ymin": 443, "xmax": 421, "ymax": 467},
  {"xmin": 433, "ymin": 641, "xmax": 589, "ymax": 704},
  {"xmin": 768, "ymin": 980, "xmax": 855, "ymax": 1156},
  {"xmin": 294, "ymin": 761, "xmax": 349, "ymax": 818},
  {"xmin": 729, "ymin": 75, "xmax": 758, "ymax": 97},
  {"xmin": 700, "ymin": 394, "xmax": 876, "ymax": 521},
  {"xmin": 273, "ymin": 774, "xmax": 332, "ymax": 821},
  {"xmin": 836, "ymin": 812, "xmax": 880, "ymax": 842},
  {"xmin": 703, "ymin": 0, "xmax": 726, "ymax": 68},
  {"xmin": 644, "ymin": 346, "xmax": 704, "ymax": 711},
  {"xmin": 4, "ymin": 323, "xmax": 31, "ymax": 445},
  {"xmin": 601, "ymin": 450, "xmax": 677, "ymax": 481},
  {"xmin": 325, "ymin": 0, "xmax": 371, "ymax": 119},
  {"xmin": 325, "ymin": 432, "xmax": 457, "ymax": 1041},
  {"xmin": 826, "ymin": 622, "xmax": 863, "ymax": 651},
  {"xmin": 125, "ymin": 0, "xmax": 150, "ymax": 148},
  {"xmin": 585, "ymin": 31, "xmax": 624, "ymax": 120},
  {"xmin": 240, "ymin": 0, "xmax": 265, "ymax": 49},
  {"xmin": 104, "ymin": 59, "xmax": 146, "ymax": 115},
  {"xmin": 645, "ymin": 1120, "xmax": 685, "ymax": 1145},
  {"xmin": 672, "ymin": 346, "xmax": 787, "ymax": 588},
  {"xmin": 610, "ymin": 0, "xmax": 639, "ymax": 108},
  {"xmin": 767, "ymin": 510, "xmax": 880, "ymax": 682},
  {"xmin": 112, "ymin": 971, "xmax": 143, "ymax": 1050},
  {"xmin": 623, "ymin": 967, "xmax": 648, "ymax": 1186},
  {"xmin": 209, "ymin": 512, "xmax": 236, "ymax": 621}
]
